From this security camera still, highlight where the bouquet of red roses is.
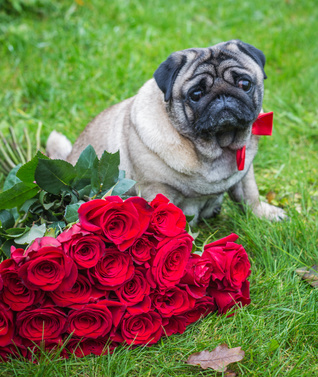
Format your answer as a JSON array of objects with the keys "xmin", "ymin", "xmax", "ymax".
[{"xmin": 0, "ymin": 194, "xmax": 251, "ymax": 361}]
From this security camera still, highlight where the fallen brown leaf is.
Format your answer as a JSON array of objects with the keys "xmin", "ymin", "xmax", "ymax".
[
  {"xmin": 295, "ymin": 265, "xmax": 318, "ymax": 288},
  {"xmin": 266, "ymin": 191, "xmax": 276, "ymax": 204},
  {"xmin": 186, "ymin": 343, "xmax": 245, "ymax": 372}
]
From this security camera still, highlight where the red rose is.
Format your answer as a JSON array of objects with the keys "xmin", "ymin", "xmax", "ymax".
[
  {"xmin": 149, "ymin": 194, "xmax": 186, "ymax": 238},
  {"xmin": 49, "ymin": 273, "xmax": 99, "ymax": 308},
  {"xmin": 180, "ymin": 254, "xmax": 213, "ymax": 298},
  {"xmin": 129, "ymin": 235, "xmax": 156, "ymax": 265},
  {"xmin": 58, "ymin": 223, "xmax": 106, "ymax": 269},
  {"xmin": 202, "ymin": 250, "xmax": 226, "ymax": 286},
  {"xmin": 203, "ymin": 233, "xmax": 251, "ymax": 290},
  {"xmin": 126, "ymin": 296, "xmax": 151, "ymax": 315},
  {"xmin": 208, "ymin": 280, "xmax": 251, "ymax": 314},
  {"xmin": 10, "ymin": 247, "xmax": 27, "ymax": 266},
  {"xmin": 78, "ymin": 196, "xmax": 152, "ymax": 251},
  {"xmin": 0, "ymin": 259, "xmax": 42, "ymax": 311},
  {"xmin": 120, "ymin": 311, "xmax": 162, "ymax": 345},
  {"xmin": 67, "ymin": 337, "xmax": 117, "ymax": 358},
  {"xmin": 116, "ymin": 268, "xmax": 150, "ymax": 306},
  {"xmin": 28, "ymin": 236, "xmax": 62, "ymax": 252},
  {"xmin": 18, "ymin": 246, "xmax": 78, "ymax": 291},
  {"xmin": 0, "ymin": 344, "xmax": 27, "ymax": 362},
  {"xmin": 0, "ymin": 303, "xmax": 14, "ymax": 347},
  {"xmin": 67, "ymin": 300, "xmax": 125, "ymax": 339},
  {"xmin": 150, "ymin": 233, "xmax": 193, "ymax": 290},
  {"xmin": 162, "ymin": 315, "xmax": 187, "ymax": 336},
  {"xmin": 23, "ymin": 338, "xmax": 68, "ymax": 360},
  {"xmin": 10, "ymin": 237, "xmax": 61, "ymax": 266},
  {"xmin": 183, "ymin": 296, "xmax": 216, "ymax": 325},
  {"xmin": 67, "ymin": 304, "xmax": 112, "ymax": 338},
  {"xmin": 88, "ymin": 247, "xmax": 134, "ymax": 290},
  {"xmin": 17, "ymin": 307, "xmax": 67, "ymax": 342},
  {"xmin": 224, "ymin": 245, "xmax": 250, "ymax": 290},
  {"xmin": 152, "ymin": 287, "xmax": 195, "ymax": 317}
]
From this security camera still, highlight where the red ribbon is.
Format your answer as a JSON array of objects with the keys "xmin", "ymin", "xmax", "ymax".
[
  {"xmin": 236, "ymin": 111, "xmax": 273, "ymax": 171},
  {"xmin": 236, "ymin": 145, "xmax": 246, "ymax": 171}
]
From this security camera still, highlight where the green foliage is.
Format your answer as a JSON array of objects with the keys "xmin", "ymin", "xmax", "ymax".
[
  {"xmin": 0, "ymin": 0, "xmax": 55, "ymax": 14},
  {"xmin": 0, "ymin": 146, "xmax": 135, "ymax": 256},
  {"xmin": 0, "ymin": 124, "xmax": 43, "ymax": 188}
]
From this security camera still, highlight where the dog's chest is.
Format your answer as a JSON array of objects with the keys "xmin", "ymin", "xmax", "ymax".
[{"xmin": 181, "ymin": 147, "xmax": 255, "ymax": 196}]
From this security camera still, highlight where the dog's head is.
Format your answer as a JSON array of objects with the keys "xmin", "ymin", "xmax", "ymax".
[{"xmin": 154, "ymin": 40, "xmax": 266, "ymax": 150}]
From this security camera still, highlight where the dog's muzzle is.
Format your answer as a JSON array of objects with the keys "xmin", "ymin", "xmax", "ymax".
[{"xmin": 195, "ymin": 95, "xmax": 254, "ymax": 147}]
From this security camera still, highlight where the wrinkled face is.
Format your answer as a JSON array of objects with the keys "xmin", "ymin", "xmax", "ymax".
[{"xmin": 154, "ymin": 40, "xmax": 266, "ymax": 150}]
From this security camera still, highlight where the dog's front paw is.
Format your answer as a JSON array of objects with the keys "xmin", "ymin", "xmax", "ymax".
[{"xmin": 252, "ymin": 202, "xmax": 287, "ymax": 221}]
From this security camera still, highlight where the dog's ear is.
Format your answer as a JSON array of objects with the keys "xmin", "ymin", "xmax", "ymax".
[
  {"xmin": 154, "ymin": 53, "xmax": 187, "ymax": 101},
  {"xmin": 235, "ymin": 40, "xmax": 267, "ymax": 79}
]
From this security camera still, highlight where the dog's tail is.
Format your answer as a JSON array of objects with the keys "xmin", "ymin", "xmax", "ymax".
[{"xmin": 46, "ymin": 131, "xmax": 73, "ymax": 160}]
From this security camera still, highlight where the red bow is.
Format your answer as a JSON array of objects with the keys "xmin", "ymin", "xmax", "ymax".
[{"xmin": 236, "ymin": 111, "xmax": 273, "ymax": 171}]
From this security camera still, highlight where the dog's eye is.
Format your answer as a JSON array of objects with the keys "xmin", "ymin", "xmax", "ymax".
[
  {"xmin": 189, "ymin": 89, "xmax": 204, "ymax": 102},
  {"xmin": 237, "ymin": 79, "xmax": 252, "ymax": 92}
]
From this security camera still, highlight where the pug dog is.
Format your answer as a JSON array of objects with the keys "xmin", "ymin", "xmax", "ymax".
[{"xmin": 46, "ymin": 39, "xmax": 286, "ymax": 224}]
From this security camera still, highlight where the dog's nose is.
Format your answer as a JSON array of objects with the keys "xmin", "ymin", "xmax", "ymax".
[
  {"xmin": 214, "ymin": 94, "xmax": 234, "ymax": 107},
  {"xmin": 214, "ymin": 94, "xmax": 226, "ymax": 103}
]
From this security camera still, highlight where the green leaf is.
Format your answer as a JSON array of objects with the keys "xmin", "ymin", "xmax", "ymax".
[
  {"xmin": 111, "ymin": 178, "xmax": 135, "ymax": 196},
  {"xmin": 73, "ymin": 145, "xmax": 98, "ymax": 189},
  {"xmin": 1, "ymin": 239, "xmax": 16, "ymax": 258},
  {"xmin": 35, "ymin": 159, "xmax": 76, "ymax": 195},
  {"xmin": 185, "ymin": 222, "xmax": 200, "ymax": 241},
  {"xmin": 268, "ymin": 339, "xmax": 280, "ymax": 353},
  {"xmin": 15, "ymin": 223, "xmax": 46, "ymax": 245},
  {"xmin": 77, "ymin": 184, "xmax": 92, "ymax": 199},
  {"xmin": 90, "ymin": 156, "xmax": 101, "ymax": 196},
  {"xmin": 1, "ymin": 227, "xmax": 30, "ymax": 238},
  {"xmin": 99, "ymin": 150, "xmax": 120, "ymax": 190},
  {"xmin": 16, "ymin": 151, "xmax": 48, "ymax": 184},
  {"xmin": 64, "ymin": 202, "xmax": 83, "ymax": 223},
  {"xmin": 0, "ymin": 182, "xmax": 39, "ymax": 210},
  {"xmin": 47, "ymin": 221, "xmax": 66, "ymax": 236},
  {"xmin": 0, "ymin": 210, "xmax": 15, "ymax": 229},
  {"xmin": 185, "ymin": 214, "xmax": 195, "ymax": 223},
  {"xmin": 118, "ymin": 170, "xmax": 126, "ymax": 180},
  {"xmin": 19, "ymin": 198, "xmax": 38, "ymax": 213},
  {"xmin": 3, "ymin": 165, "xmax": 22, "ymax": 191}
]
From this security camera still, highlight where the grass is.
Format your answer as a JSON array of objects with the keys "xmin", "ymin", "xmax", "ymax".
[{"xmin": 1, "ymin": 0, "xmax": 318, "ymax": 375}]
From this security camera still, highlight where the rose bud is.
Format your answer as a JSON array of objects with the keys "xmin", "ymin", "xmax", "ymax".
[
  {"xmin": 88, "ymin": 247, "xmax": 134, "ymax": 290},
  {"xmin": 78, "ymin": 196, "xmax": 152, "ymax": 251},
  {"xmin": 129, "ymin": 235, "xmax": 156, "ymax": 265},
  {"xmin": 120, "ymin": 311, "xmax": 162, "ymax": 345},
  {"xmin": 152, "ymin": 287, "xmax": 195, "ymax": 317},
  {"xmin": 67, "ymin": 300, "xmax": 125, "ymax": 339},
  {"xmin": 18, "ymin": 246, "xmax": 78, "ymax": 292},
  {"xmin": 203, "ymin": 233, "xmax": 251, "ymax": 291},
  {"xmin": 67, "ymin": 337, "xmax": 117, "ymax": 358},
  {"xmin": 149, "ymin": 194, "xmax": 186, "ymax": 238},
  {"xmin": 162, "ymin": 315, "xmax": 187, "ymax": 336},
  {"xmin": 116, "ymin": 268, "xmax": 150, "ymax": 306},
  {"xmin": 58, "ymin": 223, "xmax": 106, "ymax": 269},
  {"xmin": 208, "ymin": 280, "xmax": 251, "ymax": 315},
  {"xmin": 0, "ymin": 303, "xmax": 14, "ymax": 347},
  {"xmin": 17, "ymin": 307, "xmax": 67, "ymax": 342},
  {"xmin": 180, "ymin": 254, "xmax": 213, "ymax": 298},
  {"xmin": 183, "ymin": 296, "xmax": 216, "ymax": 325},
  {"xmin": 149, "ymin": 232, "xmax": 193, "ymax": 290}
]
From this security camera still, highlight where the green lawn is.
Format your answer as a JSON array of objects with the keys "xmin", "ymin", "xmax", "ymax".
[{"xmin": 1, "ymin": 0, "xmax": 318, "ymax": 376}]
